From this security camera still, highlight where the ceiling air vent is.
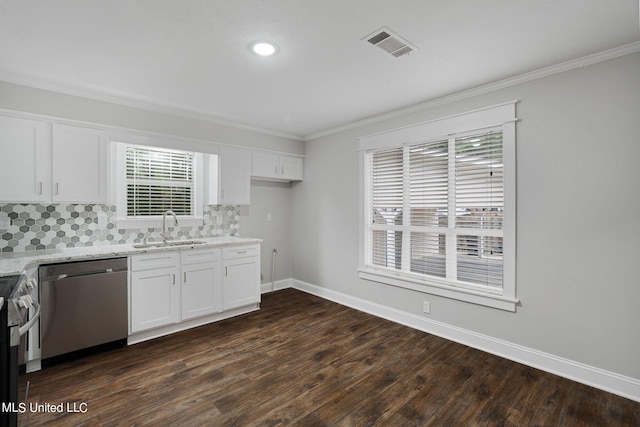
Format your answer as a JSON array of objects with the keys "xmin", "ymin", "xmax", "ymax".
[{"xmin": 363, "ymin": 27, "xmax": 417, "ymax": 58}]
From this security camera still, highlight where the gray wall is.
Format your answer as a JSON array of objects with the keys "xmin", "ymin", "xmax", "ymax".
[
  {"xmin": 0, "ymin": 81, "xmax": 303, "ymax": 283},
  {"xmin": 2, "ymin": 52, "xmax": 638, "ymax": 383},
  {"xmin": 0, "ymin": 81, "xmax": 304, "ymax": 155},
  {"xmin": 291, "ymin": 52, "xmax": 640, "ymax": 380},
  {"xmin": 239, "ymin": 180, "xmax": 295, "ymax": 283}
]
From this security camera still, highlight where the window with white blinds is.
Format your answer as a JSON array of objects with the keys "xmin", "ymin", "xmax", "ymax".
[
  {"xmin": 365, "ymin": 128, "xmax": 505, "ymax": 290},
  {"xmin": 125, "ymin": 145, "xmax": 195, "ymax": 217},
  {"xmin": 360, "ymin": 102, "xmax": 516, "ymax": 310}
]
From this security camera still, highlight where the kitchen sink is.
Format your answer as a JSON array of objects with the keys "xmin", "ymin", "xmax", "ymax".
[
  {"xmin": 132, "ymin": 240, "xmax": 206, "ymax": 249},
  {"xmin": 167, "ymin": 240, "xmax": 206, "ymax": 246}
]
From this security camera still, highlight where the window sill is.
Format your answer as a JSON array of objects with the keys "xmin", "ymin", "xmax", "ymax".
[
  {"xmin": 115, "ymin": 217, "xmax": 204, "ymax": 229},
  {"xmin": 358, "ymin": 268, "xmax": 518, "ymax": 312}
]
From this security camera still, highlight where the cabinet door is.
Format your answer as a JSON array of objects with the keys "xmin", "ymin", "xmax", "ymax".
[
  {"xmin": 130, "ymin": 267, "xmax": 180, "ymax": 333},
  {"xmin": 181, "ymin": 261, "xmax": 222, "ymax": 320},
  {"xmin": 52, "ymin": 124, "xmax": 109, "ymax": 203},
  {"xmin": 204, "ymin": 153, "xmax": 219, "ymax": 205},
  {"xmin": 279, "ymin": 155, "xmax": 303, "ymax": 181},
  {"xmin": 252, "ymin": 151, "xmax": 280, "ymax": 179},
  {"xmin": 222, "ymin": 257, "xmax": 260, "ymax": 310},
  {"xmin": 252, "ymin": 152, "xmax": 303, "ymax": 182},
  {"xmin": 0, "ymin": 116, "xmax": 51, "ymax": 202},
  {"xmin": 219, "ymin": 147, "xmax": 251, "ymax": 205}
]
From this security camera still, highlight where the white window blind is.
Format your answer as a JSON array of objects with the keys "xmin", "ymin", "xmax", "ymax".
[
  {"xmin": 454, "ymin": 131, "xmax": 503, "ymax": 288},
  {"xmin": 366, "ymin": 128, "xmax": 504, "ymax": 290},
  {"xmin": 370, "ymin": 148, "xmax": 403, "ymax": 269},
  {"xmin": 126, "ymin": 145, "xmax": 195, "ymax": 217}
]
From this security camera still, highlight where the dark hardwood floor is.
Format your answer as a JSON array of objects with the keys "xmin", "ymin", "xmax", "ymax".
[{"xmin": 19, "ymin": 288, "xmax": 640, "ymax": 426}]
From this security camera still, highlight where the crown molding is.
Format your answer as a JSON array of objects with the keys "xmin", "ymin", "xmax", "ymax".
[
  {"xmin": 0, "ymin": 70, "xmax": 305, "ymax": 142},
  {"xmin": 1, "ymin": 41, "xmax": 638, "ymax": 143},
  {"xmin": 304, "ymin": 41, "xmax": 640, "ymax": 141}
]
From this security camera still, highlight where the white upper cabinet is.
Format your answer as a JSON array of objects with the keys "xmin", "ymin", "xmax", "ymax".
[
  {"xmin": 0, "ymin": 117, "xmax": 109, "ymax": 203},
  {"xmin": 251, "ymin": 151, "xmax": 279, "ymax": 179},
  {"xmin": 219, "ymin": 146, "xmax": 251, "ymax": 205},
  {"xmin": 52, "ymin": 124, "xmax": 109, "ymax": 203},
  {"xmin": 1, "ymin": 113, "xmax": 303, "ymax": 206},
  {"xmin": 279, "ymin": 155, "xmax": 303, "ymax": 181},
  {"xmin": 0, "ymin": 116, "xmax": 52, "ymax": 202},
  {"xmin": 252, "ymin": 151, "xmax": 303, "ymax": 181},
  {"xmin": 203, "ymin": 153, "xmax": 219, "ymax": 205}
]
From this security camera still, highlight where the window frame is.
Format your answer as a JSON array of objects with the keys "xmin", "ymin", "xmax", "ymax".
[
  {"xmin": 113, "ymin": 141, "xmax": 204, "ymax": 229},
  {"xmin": 358, "ymin": 102, "xmax": 518, "ymax": 311}
]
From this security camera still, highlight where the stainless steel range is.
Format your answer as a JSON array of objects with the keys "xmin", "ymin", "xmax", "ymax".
[{"xmin": 0, "ymin": 269, "xmax": 40, "ymax": 427}]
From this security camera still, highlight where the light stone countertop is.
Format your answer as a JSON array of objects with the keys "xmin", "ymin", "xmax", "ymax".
[{"xmin": 0, "ymin": 237, "xmax": 263, "ymax": 277}]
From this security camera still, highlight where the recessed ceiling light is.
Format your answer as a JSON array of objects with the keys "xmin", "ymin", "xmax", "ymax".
[{"xmin": 251, "ymin": 41, "xmax": 277, "ymax": 56}]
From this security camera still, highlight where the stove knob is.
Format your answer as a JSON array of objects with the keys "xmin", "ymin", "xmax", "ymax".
[
  {"xmin": 17, "ymin": 295, "xmax": 34, "ymax": 309},
  {"xmin": 26, "ymin": 278, "xmax": 37, "ymax": 290}
]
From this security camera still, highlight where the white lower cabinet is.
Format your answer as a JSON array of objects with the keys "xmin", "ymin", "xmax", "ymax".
[
  {"xmin": 130, "ymin": 252, "xmax": 180, "ymax": 333},
  {"xmin": 129, "ymin": 244, "xmax": 259, "ymax": 336},
  {"xmin": 130, "ymin": 248, "xmax": 222, "ymax": 333},
  {"xmin": 222, "ymin": 245, "xmax": 260, "ymax": 310},
  {"xmin": 181, "ymin": 248, "xmax": 222, "ymax": 320}
]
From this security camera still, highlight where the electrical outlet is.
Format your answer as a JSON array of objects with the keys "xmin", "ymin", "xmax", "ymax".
[{"xmin": 422, "ymin": 301, "xmax": 431, "ymax": 314}]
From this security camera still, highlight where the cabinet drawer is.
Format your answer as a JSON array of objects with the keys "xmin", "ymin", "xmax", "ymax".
[
  {"xmin": 181, "ymin": 248, "xmax": 221, "ymax": 265},
  {"xmin": 223, "ymin": 245, "xmax": 259, "ymax": 259},
  {"xmin": 131, "ymin": 252, "xmax": 179, "ymax": 271}
]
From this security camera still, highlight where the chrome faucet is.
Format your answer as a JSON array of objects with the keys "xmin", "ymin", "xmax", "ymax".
[{"xmin": 160, "ymin": 210, "xmax": 178, "ymax": 242}]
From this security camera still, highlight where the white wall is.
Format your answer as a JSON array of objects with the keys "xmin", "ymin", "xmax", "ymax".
[{"xmin": 291, "ymin": 52, "xmax": 640, "ymax": 388}]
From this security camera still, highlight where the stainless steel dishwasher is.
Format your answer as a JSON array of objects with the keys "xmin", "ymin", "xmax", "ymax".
[{"xmin": 39, "ymin": 258, "xmax": 128, "ymax": 360}]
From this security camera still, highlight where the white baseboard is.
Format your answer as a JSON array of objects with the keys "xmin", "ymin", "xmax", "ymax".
[
  {"xmin": 286, "ymin": 278, "xmax": 640, "ymax": 403},
  {"xmin": 261, "ymin": 278, "xmax": 294, "ymax": 294}
]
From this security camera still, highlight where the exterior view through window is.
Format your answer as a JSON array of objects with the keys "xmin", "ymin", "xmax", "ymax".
[
  {"xmin": 125, "ymin": 145, "xmax": 195, "ymax": 217},
  {"xmin": 366, "ymin": 128, "xmax": 504, "ymax": 290}
]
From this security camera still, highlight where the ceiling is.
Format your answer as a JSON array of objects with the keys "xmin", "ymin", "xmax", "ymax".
[{"xmin": 0, "ymin": 1, "xmax": 638, "ymax": 140}]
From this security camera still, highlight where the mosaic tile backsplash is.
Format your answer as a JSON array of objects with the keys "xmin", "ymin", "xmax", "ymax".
[{"xmin": 0, "ymin": 204, "xmax": 240, "ymax": 253}]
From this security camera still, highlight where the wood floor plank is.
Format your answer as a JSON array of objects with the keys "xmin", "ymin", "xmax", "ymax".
[{"xmin": 18, "ymin": 288, "xmax": 640, "ymax": 426}]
